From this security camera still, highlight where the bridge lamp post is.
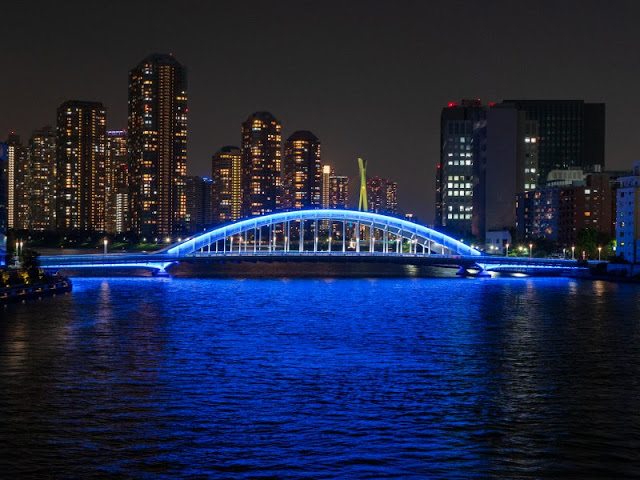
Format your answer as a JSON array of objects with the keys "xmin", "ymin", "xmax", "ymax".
[
  {"xmin": 598, "ymin": 246, "xmax": 602, "ymax": 261},
  {"xmin": 104, "ymin": 238, "xmax": 108, "ymax": 255},
  {"xmin": 505, "ymin": 243, "xmax": 509, "ymax": 257},
  {"xmin": 529, "ymin": 243, "xmax": 533, "ymax": 259},
  {"xmin": 571, "ymin": 245, "xmax": 575, "ymax": 259}
]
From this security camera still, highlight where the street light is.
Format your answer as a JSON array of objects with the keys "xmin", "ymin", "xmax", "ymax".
[
  {"xmin": 598, "ymin": 246, "xmax": 602, "ymax": 261},
  {"xmin": 571, "ymin": 245, "xmax": 575, "ymax": 260},
  {"xmin": 529, "ymin": 243, "xmax": 533, "ymax": 259},
  {"xmin": 505, "ymin": 243, "xmax": 509, "ymax": 257},
  {"xmin": 103, "ymin": 238, "xmax": 108, "ymax": 255}
]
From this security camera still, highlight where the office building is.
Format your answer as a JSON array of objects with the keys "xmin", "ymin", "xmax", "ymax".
[
  {"xmin": 367, "ymin": 176, "xmax": 398, "ymax": 215},
  {"xmin": 436, "ymin": 99, "xmax": 484, "ymax": 237},
  {"xmin": 437, "ymin": 100, "xmax": 539, "ymax": 242},
  {"xmin": 241, "ymin": 112, "xmax": 282, "ymax": 217},
  {"xmin": 472, "ymin": 104, "xmax": 538, "ymax": 242},
  {"xmin": 502, "ymin": 99, "xmax": 605, "ymax": 182},
  {"xmin": 106, "ymin": 130, "xmax": 129, "ymax": 233},
  {"xmin": 56, "ymin": 101, "xmax": 107, "ymax": 232},
  {"xmin": 283, "ymin": 130, "xmax": 322, "ymax": 210},
  {"xmin": 616, "ymin": 163, "xmax": 640, "ymax": 263},
  {"xmin": 211, "ymin": 146, "xmax": 242, "ymax": 224},
  {"xmin": 129, "ymin": 53, "xmax": 188, "ymax": 238}
]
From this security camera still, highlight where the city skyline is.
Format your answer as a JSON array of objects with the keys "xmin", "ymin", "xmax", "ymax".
[{"xmin": 4, "ymin": 1, "xmax": 640, "ymax": 221}]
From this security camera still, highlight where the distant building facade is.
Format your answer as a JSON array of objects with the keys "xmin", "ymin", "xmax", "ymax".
[
  {"xmin": 211, "ymin": 146, "xmax": 242, "ymax": 224},
  {"xmin": 106, "ymin": 130, "xmax": 129, "ymax": 233},
  {"xmin": 4, "ymin": 132, "xmax": 28, "ymax": 230},
  {"xmin": 436, "ymin": 99, "xmax": 539, "ymax": 242},
  {"xmin": 241, "ymin": 112, "xmax": 282, "ymax": 217},
  {"xmin": 128, "ymin": 53, "xmax": 188, "ymax": 238},
  {"xmin": 322, "ymin": 165, "xmax": 332, "ymax": 208},
  {"xmin": 502, "ymin": 99, "xmax": 605, "ymax": 182},
  {"xmin": 282, "ymin": 130, "xmax": 321, "ymax": 210},
  {"xmin": 55, "ymin": 101, "xmax": 107, "ymax": 231},
  {"xmin": 436, "ymin": 99, "xmax": 483, "ymax": 237},
  {"xmin": 185, "ymin": 176, "xmax": 212, "ymax": 233},
  {"xmin": 367, "ymin": 176, "xmax": 398, "ymax": 215},
  {"xmin": 471, "ymin": 104, "xmax": 538, "ymax": 242},
  {"xmin": 518, "ymin": 172, "xmax": 613, "ymax": 246},
  {"xmin": 329, "ymin": 174, "xmax": 349, "ymax": 209},
  {"xmin": 616, "ymin": 163, "xmax": 640, "ymax": 263},
  {"xmin": 0, "ymin": 142, "xmax": 7, "ymax": 262},
  {"xmin": 27, "ymin": 126, "xmax": 57, "ymax": 230}
]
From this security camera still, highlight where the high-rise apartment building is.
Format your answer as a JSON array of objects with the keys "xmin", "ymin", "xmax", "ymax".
[
  {"xmin": 616, "ymin": 163, "xmax": 640, "ymax": 263},
  {"xmin": 330, "ymin": 175, "xmax": 349, "ymax": 209},
  {"xmin": 283, "ymin": 130, "xmax": 321, "ymax": 210},
  {"xmin": 367, "ymin": 176, "xmax": 398, "ymax": 215},
  {"xmin": 502, "ymin": 99, "xmax": 605, "ymax": 182},
  {"xmin": 322, "ymin": 165, "xmax": 332, "ymax": 208},
  {"xmin": 0, "ymin": 142, "xmax": 7, "ymax": 261},
  {"xmin": 211, "ymin": 146, "xmax": 242, "ymax": 224},
  {"xmin": 55, "ymin": 101, "xmax": 107, "ymax": 231},
  {"xmin": 27, "ymin": 126, "xmax": 56, "ymax": 230},
  {"xmin": 106, "ymin": 130, "xmax": 129, "ymax": 233},
  {"xmin": 241, "ymin": 112, "xmax": 282, "ymax": 217},
  {"xmin": 129, "ymin": 53, "xmax": 188, "ymax": 238},
  {"xmin": 4, "ymin": 132, "xmax": 28, "ymax": 230}
]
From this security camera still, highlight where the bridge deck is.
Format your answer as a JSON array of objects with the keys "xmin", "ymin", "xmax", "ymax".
[{"xmin": 38, "ymin": 251, "xmax": 594, "ymax": 276}]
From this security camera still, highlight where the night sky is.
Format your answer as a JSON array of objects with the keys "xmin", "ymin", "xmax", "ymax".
[{"xmin": 4, "ymin": 0, "xmax": 640, "ymax": 222}]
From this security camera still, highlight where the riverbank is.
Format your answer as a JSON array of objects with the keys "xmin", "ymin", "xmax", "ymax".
[{"xmin": 0, "ymin": 276, "xmax": 72, "ymax": 305}]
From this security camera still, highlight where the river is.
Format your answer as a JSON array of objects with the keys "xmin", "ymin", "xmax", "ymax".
[{"xmin": 1, "ymin": 277, "xmax": 639, "ymax": 478}]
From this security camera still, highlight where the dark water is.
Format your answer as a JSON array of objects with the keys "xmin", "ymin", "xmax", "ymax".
[{"xmin": 2, "ymin": 277, "xmax": 640, "ymax": 479}]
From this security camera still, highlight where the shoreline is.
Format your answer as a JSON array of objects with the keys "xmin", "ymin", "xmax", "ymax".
[{"xmin": 0, "ymin": 277, "xmax": 73, "ymax": 305}]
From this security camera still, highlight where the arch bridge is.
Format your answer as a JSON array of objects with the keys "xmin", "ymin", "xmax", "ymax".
[
  {"xmin": 165, "ymin": 209, "xmax": 480, "ymax": 257},
  {"xmin": 39, "ymin": 209, "xmax": 588, "ymax": 276}
]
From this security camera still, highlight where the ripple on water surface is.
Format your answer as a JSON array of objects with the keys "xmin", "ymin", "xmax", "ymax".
[{"xmin": 1, "ymin": 277, "xmax": 640, "ymax": 479}]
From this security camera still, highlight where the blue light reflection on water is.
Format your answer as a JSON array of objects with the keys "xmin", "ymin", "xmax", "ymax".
[{"xmin": 1, "ymin": 277, "xmax": 640, "ymax": 479}]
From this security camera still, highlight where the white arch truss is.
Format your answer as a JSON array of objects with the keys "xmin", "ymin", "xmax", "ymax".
[{"xmin": 165, "ymin": 209, "xmax": 481, "ymax": 257}]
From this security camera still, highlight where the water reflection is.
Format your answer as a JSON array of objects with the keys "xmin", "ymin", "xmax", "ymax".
[{"xmin": 1, "ymin": 277, "xmax": 639, "ymax": 479}]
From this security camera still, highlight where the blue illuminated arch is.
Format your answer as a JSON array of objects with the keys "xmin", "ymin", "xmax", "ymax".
[{"xmin": 165, "ymin": 209, "xmax": 481, "ymax": 257}]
